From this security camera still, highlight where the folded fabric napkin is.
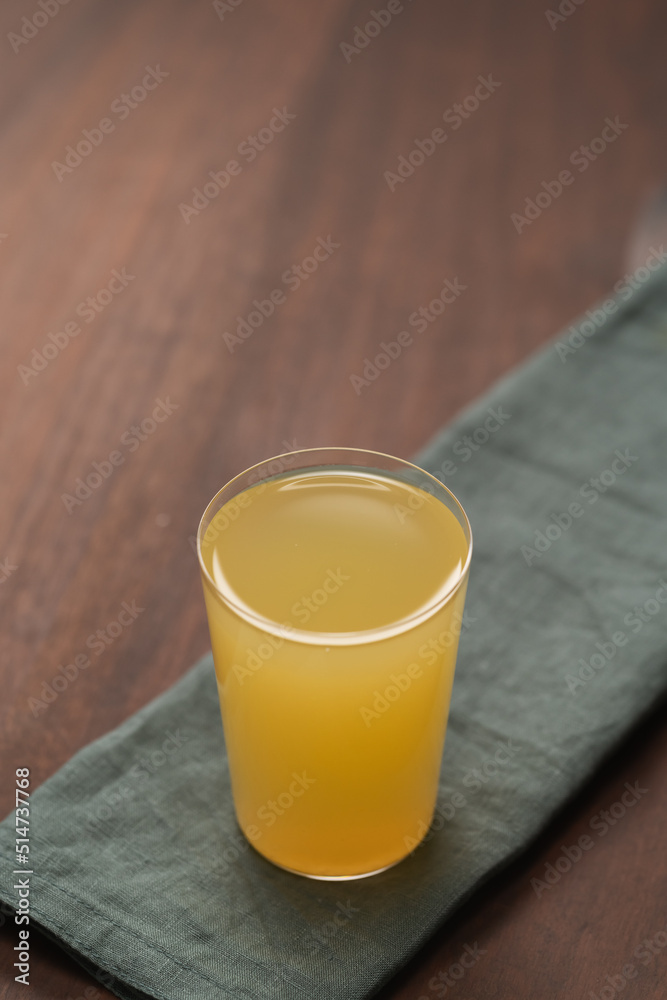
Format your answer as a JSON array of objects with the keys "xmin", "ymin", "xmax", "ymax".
[{"xmin": 3, "ymin": 265, "xmax": 667, "ymax": 1000}]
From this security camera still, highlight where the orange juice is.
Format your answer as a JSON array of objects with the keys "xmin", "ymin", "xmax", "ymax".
[{"xmin": 199, "ymin": 461, "xmax": 470, "ymax": 878}]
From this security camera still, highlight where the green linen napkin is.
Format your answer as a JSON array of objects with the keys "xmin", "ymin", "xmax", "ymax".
[{"xmin": 2, "ymin": 264, "xmax": 667, "ymax": 1000}]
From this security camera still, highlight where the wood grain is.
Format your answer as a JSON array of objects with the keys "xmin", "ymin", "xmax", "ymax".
[{"xmin": 1, "ymin": 0, "xmax": 666, "ymax": 997}]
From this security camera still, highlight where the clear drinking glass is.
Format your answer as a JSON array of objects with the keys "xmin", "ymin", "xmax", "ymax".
[{"xmin": 197, "ymin": 448, "xmax": 472, "ymax": 879}]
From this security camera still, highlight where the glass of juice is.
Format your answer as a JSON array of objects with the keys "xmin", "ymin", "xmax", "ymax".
[{"xmin": 197, "ymin": 448, "xmax": 472, "ymax": 880}]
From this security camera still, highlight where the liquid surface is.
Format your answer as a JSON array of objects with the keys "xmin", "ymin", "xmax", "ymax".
[{"xmin": 201, "ymin": 469, "xmax": 468, "ymax": 634}]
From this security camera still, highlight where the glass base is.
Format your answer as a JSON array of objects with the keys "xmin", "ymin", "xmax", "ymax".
[
  {"xmin": 269, "ymin": 858, "xmax": 403, "ymax": 881},
  {"xmin": 246, "ymin": 837, "xmax": 413, "ymax": 880}
]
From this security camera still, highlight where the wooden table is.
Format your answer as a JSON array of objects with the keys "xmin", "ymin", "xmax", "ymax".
[{"xmin": 2, "ymin": 1, "xmax": 666, "ymax": 996}]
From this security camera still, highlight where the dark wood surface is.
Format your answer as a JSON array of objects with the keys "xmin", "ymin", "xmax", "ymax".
[{"xmin": 1, "ymin": 0, "xmax": 666, "ymax": 997}]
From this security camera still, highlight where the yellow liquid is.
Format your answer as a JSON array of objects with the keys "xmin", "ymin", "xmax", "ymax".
[{"xmin": 200, "ymin": 468, "xmax": 469, "ymax": 878}]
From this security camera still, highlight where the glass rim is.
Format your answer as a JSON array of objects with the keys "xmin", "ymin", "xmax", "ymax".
[{"xmin": 196, "ymin": 446, "xmax": 473, "ymax": 646}]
